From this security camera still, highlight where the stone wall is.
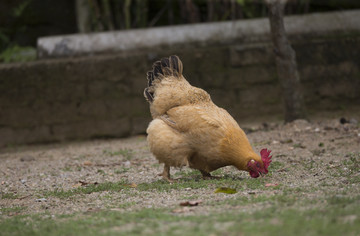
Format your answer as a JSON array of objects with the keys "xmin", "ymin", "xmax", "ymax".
[{"xmin": 1, "ymin": 11, "xmax": 360, "ymax": 147}]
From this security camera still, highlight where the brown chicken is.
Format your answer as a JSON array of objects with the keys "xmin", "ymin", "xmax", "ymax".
[{"xmin": 144, "ymin": 55, "xmax": 272, "ymax": 182}]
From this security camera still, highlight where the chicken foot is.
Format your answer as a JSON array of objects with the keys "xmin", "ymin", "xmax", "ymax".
[{"xmin": 158, "ymin": 165, "xmax": 176, "ymax": 183}]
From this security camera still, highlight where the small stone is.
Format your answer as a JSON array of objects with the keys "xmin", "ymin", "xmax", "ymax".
[
  {"xmin": 20, "ymin": 156, "xmax": 35, "ymax": 162},
  {"xmin": 124, "ymin": 161, "xmax": 131, "ymax": 168},
  {"xmin": 20, "ymin": 179, "xmax": 26, "ymax": 184},
  {"xmin": 349, "ymin": 118, "xmax": 358, "ymax": 125},
  {"xmin": 36, "ymin": 198, "xmax": 47, "ymax": 202},
  {"xmin": 314, "ymin": 128, "xmax": 320, "ymax": 132},
  {"xmin": 272, "ymin": 140, "xmax": 279, "ymax": 144}
]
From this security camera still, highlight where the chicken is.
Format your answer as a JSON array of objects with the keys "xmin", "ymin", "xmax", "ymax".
[{"xmin": 144, "ymin": 55, "xmax": 272, "ymax": 182}]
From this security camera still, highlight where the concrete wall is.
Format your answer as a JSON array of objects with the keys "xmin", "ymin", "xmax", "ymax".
[{"xmin": 1, "ymin": 10, "xmax": 360, "ymax": 147}]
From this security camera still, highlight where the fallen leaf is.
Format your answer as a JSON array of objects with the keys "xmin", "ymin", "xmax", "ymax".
[
  {"xmin": 179, "ymin": 200, "xmax": 202, "ymax": 207},
  {"xmin": 172, "ymin": 207, "xmax": 191, "ymax": 213},
  {"xmin": 72, "ymin": 183, "xmax": 82, "ymax": 188},
  {"xmin": 125, "ymin": 183, "xmax": 137, "ymax": 188},
  {"xmin": 83, "ymin": 161, "xmax": 93, "ymax": 166},
  {"xmin": 214, "ymin": 187, "xmax": 237, "ymax": 194},
  {"xmin": 79, "ymin": 180, "xmax": 90, "ymax": 186},
  {"xmin": 280, "ymin": 139, "xmax": 293, "ymax": 144},
  {"xmin": 265, "ymin": 183, "xmax": 279, "ymax": 187}
]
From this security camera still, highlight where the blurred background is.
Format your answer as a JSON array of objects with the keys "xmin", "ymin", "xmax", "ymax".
[
  {"xmin": 1, "ymin": 0, "xmax": 360, "ymax": 62},
  {"xmin": 0, "ymin": 0, "xmax": 359, "ymax": 147}
]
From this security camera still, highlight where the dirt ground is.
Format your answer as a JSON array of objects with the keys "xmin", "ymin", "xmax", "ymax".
[{"xmin": 0, "ymin": 116, "xmax": 359, "ymax": 221}]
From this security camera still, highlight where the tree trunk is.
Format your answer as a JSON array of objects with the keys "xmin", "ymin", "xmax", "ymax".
[
  {"xmin": 124, "ymin": 0, "xmax": 132, "ymax": 29},
  {"xmin": 266, "ymin": 0, "xmax": 306, "ymax": 122},
  {"xmin": 75, "ymin": 0, "xmax": 91, "ymax": 33}
]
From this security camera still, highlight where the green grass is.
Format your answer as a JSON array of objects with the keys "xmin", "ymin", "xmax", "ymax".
[
  {"xmin": 0, "ymin": 192, "xmax": 18, "ymax": 199},
  {"xmin": 114, "ymin": 167, "xmax": 130, "ymax": 174},
  {"xmin": 103, "ymin": 148, "xmax": 133, "ymax": 160},
  {"xmin": 42, "ymin": 181, "xmax": 130, "ymax": 199},
  {"xmin": 136, "ymin": 174, "xmax": 270, "ymax": 192},
  {"xmin": 1, "ymin": 195, "xmax": 359, "ymax": 236},
  {"xmin": 2, "ymin": 152, "xmax": 359, "ymax": 235},
  {"xmin": 0, "ymin": 206, "xmax": 27, "ymax": 215}
]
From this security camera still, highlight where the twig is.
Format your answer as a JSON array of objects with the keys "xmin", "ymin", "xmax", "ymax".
[{"xmin": 18, "ymin": 194, "xmax": 32, "ymax": 200}]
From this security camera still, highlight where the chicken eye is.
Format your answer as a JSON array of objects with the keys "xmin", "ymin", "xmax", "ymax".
[{"xmin": 256, "ymin": 163, "xmax": 260, "ymax": 168}]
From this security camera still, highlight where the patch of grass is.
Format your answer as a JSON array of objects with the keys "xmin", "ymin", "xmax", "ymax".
[
  {"xmin": 269, "ymin": 161, "xmax": 285, "ymax": 171},
  {"xmin": 136, "ymin": 176, "xmax": 265, "ymax": 192},
  {"xmin": 62, "ymin": 166, "xmax": 72, "ymax": 172},
  {"xmin": 114, "ymin": 167, "xmax": 130, "ymax": 174},
  {"xmin": 327, "ymin": 195, "xmax": 359, "ymax": 206},
  {"xmin": 173, "ymin": 169, "xmax": 200, "ymax": 177},
  {"xmin": 219, "ymin": 192, "xmax": 296, "ymax": 208},
  {"xmin": 1, "ymin": 192, "xmax": 18, "ymax": 199},
  {"xmin": 293, "ymin": 143, "xmax": 306, "ymax": 149},
  {"xmin": 0, "ymin": 206, "xmax": 27, "ymax": 215},
  {"xmin": 1, "ymin": 198, "xmax": 359, "ymax": 236},
  {"xmin": 42, "ymin": 181, "xmax": 130, "ymax": 199},
  {"xmin": 103, "ymin": 148, "xmax": 133, "ymax": 160},
  {"xmin": 116, "ymin": 201, "xmax": 137, "ymax": 209},
  {"xmin": 330, "ymin": 153, "xmax": 360, "ymax": 181},
  {"xmin": 97, "ymin": 169, "xmax": 105, "ymax": 175},
  {"xmin": 344, "ymin": 152, "xmax": 360, "ymax": 172}
]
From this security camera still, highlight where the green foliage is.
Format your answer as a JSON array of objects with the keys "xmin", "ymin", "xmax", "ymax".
[
  {"xmin": 0, "ymin": 0, "xmax": 36, "ymax": 63},
  {"xmin": 13, "ymin": 0, "xmax": 31, "ymax": 17}
]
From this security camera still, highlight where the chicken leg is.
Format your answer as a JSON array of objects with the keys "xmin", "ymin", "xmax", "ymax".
[{"xmin": 158, "ymin": 164, "xmax": 175, "ymax": 183}]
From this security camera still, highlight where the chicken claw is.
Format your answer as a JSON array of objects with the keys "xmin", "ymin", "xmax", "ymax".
[{"xmin": 158, "ymin": 165, "xmax": 176, "ymax": 183}]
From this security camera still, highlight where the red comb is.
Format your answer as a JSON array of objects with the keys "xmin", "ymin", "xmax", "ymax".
[{"xmin": 260, "ymin": 148, "xmax": 272, "ymax": 170}]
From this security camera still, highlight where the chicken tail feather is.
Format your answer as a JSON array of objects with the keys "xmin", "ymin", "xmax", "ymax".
[
  {"xmin": 147, "ymin": 55, "xmax": 183, "ymax": 85},
  {"xmin": 145, "ymin": 55, "xmax": 183, "ymax": 103}
]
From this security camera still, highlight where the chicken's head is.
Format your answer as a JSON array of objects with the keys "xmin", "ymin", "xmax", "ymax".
[{"xmin": 247, "ymin": 148, "xmax": 272, "ymax": 178}]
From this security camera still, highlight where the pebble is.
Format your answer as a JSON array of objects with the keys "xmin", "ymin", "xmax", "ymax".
[
  {"xmin": 36, "ymin": 198, "xmax": 47, "ymax": 202},
  {"xmin": 124, "ymin": 161, "xmax": 131, "ymax": 168},
  {"xmin": 20, "ymin": 156, "xmax": 35, "ymax": 162},
  {"xmin": 314, "ymin": 128, "xmax": 320, "ymax": 132},
  {"xmin": 349, "ymin": 118, "xmax": 358, "ymax": 125},
  {"xmin": 20, "ymin": 179, "xmax": 26, "ymax": 184}
]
